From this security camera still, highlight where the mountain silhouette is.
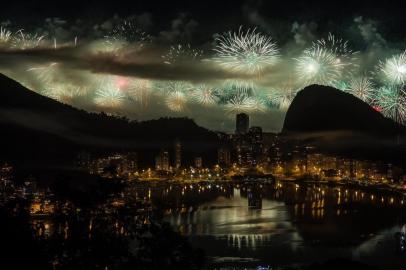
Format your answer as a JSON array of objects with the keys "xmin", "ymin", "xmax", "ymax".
[
  {"xmin": 0, "ymin": 74, "xmax": 220, "ymax": 167},
  {"xmin": 283, "ymin": 84, "xmax": 404, "ymax": 134},
  {"xmin": 281, "ymin": 85, "xmax": 406, "ymax": 166}
]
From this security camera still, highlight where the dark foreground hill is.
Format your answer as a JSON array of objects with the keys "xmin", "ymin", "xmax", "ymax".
[
  {"xmin": 0, "ymin": 74, "xmax": 220, "ymax": 167},
  {"xmin": 281, "ymin": 85, "xmax": 406, "ymax": 166}
]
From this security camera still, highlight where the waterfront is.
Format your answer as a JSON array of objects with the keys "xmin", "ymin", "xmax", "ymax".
[{"xmin": 140, "ymin": 181, "xmax": 406, "ymax": 269}]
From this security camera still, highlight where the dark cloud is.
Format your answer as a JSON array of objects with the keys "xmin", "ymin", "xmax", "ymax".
[{"xmin": 0, "ymin": 44, "xmax": 252, "ymax": 82}]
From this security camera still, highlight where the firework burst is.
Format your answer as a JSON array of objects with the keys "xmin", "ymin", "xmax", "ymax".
[
  {"xmin": 378, "ymin": 51, "xmax": 406, "ymax": 85},
  {"xmin": 347, "ymin": 77, "xmax": 375, "ymax": 103},
  {"xmin": 0, "ymin": 27, "xmax": 12, "ymax": 45},
  {"xmin": 12, "ymin": 30, "xmax": 44, "ymax": 49},
  {"xmin": 219, "ymin": 80, "xmax": 256, "ymax": 98},
  {"xmin": 191, "ymin": 84, "xmax": 218, "ymax": 106},
  {"xmin": 267, "ymin": 84, "xmax": 298, "ymax": 110},
  {"xmin": 105, "ymin": 20, "xmax": 150, "ymax": 44},
  {"xmin": 375, "ymin": 85, "xmax": 406, "ymax": 124},
  {"xmin": 154, "ymin": 80, "xmax": 192, "ymax": 95},
  {"xmin": 165, "ymin": 91, "xmax": 187, "ymax": 112},
  {"xmin": 224, "ymin": 94, "xmax": 266, "ymax": 115},
  {"xmin": 312, "ymin": 33, "xmax": 358, "ymax": 74},
  {"xmin": 45, "ymin": 84, "xmax": 87, "ymax": 103},
  {"xmin": 213, "ymin": 27, "xmax": 280, "ymax": 75},
  {"xmin": 27, "ymin": 62, "xmax": 59, "ymax": 86},
  {"xmin": 94, "ymin": 87, "xmax": 125, "ymax": 108},
  {"xmin": 295, "ymin": 46, "xmax": 345, "ymax": 85},
  {"xmin": 331, "ymin": 80, "xmax": 350, "ymax": 91},
  {"xmin": 127, "ymin": 78, "xmax": 152, "ymax": 108},
  {"xmin": 163, "ymin": 44, "xmax": 203, "ymax": 64}
]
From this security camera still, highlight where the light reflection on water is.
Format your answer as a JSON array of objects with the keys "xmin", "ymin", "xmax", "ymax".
[{"xmin": 159, "ymin": 182, "xmax": 406, "ymax": 269}]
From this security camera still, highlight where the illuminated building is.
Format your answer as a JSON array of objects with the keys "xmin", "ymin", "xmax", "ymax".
[
  {"xmin": 247, "ymin": 187, "xmax": 262, "ymax": 209},
  {"xmin": 88, "ymin": 153, "xmax": 138, "ymax": 177},
  {"xmin": 218, "ymin": 148, "xmax": 231, "ymax": 166},
  {"xmin": 155, "ymin": 150, "xmax": 170, "ymax": 171},
  {"xmin": 194, "ymin": 157, "xmax": 203, "ymax": 168},
  {"xmin": 174, "ymin": 139, "xmax": 182, "ymax": 169},
  {"xmin": 0, "ymin": 163, "xmax": 13, "ymax": 181},
  {"xmin": 235, "ymin": 139, "xmax": 252, "ymax": 166},
  {"xmin": 235, "ymin": 113, "xmax": 249, "ymax": 135},
  {"xmin": 248, "ymin": 126, "xmax": 263, "ymax": 165},
  {"xmin": 77, "ymin": 151, "xmax": 91, "ymax": 169}
]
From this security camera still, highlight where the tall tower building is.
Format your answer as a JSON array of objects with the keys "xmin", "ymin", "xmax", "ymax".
[
  {"xmin": 218, "ymin": 148, "xmax": 231, "ymax": 166},
  {"xmin": 235, "ymin": 113, "xmax": 249, "ymax": 135},
  {"xmin": 174, "ymin": 139, "xmax": 182, "ymax": 169},
  {"xmin": 155, "ymin": 150, "xmax": 170, "ymax": 171},
  {"xmin": 194, "ymin": 157, "xmax": 203, "ymax": 168},
  {"xmin": 249, "ymin": 126, "xmax": 263, "ymax": 165}
]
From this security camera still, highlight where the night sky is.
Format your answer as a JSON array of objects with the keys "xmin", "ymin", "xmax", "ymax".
[{"xmin": 0, "ymin": 0, "xmax": 405, "ymax": 131}]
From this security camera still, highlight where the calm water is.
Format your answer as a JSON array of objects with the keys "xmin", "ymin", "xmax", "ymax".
[{"xmin": 142, "ymin": 181, "xmax": 406, "ymax": 269}]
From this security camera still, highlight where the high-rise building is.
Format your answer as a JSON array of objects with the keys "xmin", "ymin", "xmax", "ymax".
[
  {"xmin": 125, "ymin": 152, "xmax": 138, "ymax": 173},
  {"xmin": 218, "ymin": 148, "xmax": 231, "ymax": 166},
  {"xmin": 194, "ymin": 157, "xmax": 203, "ymax": 168},
  {"xmin": 248, "ymin": 126, "xmax": 263, "ymax": 165},
  {"xmin": 174, "ymin": 139, "xmax": 182, "ymax": 169},
  {"xmin": 77, "ymin": 151, "xmax": 91, "ymax": 169},
  {"xmin": 235, "ymin": 113, "xmax": 249, "ymax": 134},
  {"xmin": 155, "ymin": 150, "xmax": 170, "ymax": 171}
]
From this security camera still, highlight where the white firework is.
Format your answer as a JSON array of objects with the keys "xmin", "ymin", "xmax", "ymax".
[
  {"xmin": 12, "ymin": 29, "xmax": 45, "ymax": 49},
  {"xmin": 27, "ymin": 62, "xmax": 59, "ymax": 86},
  {"xmin": 268, "ymin": 85, "xmax": 298, "ymax": 111},
  {"xmin": 378, "ymin": 51, "xmax": 406, "ymax": 85},
  {"xmin": 0, "ymin": 27, "xmax": 12, "ymax": 44},
  {"xmin": 191, "ymin": 84, "xmax": 218, "ymax": 106},
  {"xmin": 127, "ymin": 78, "xmax": 152, "ymax": 108},
  {"xmin": 347, "ymin": 77, "xmax": 375, "ymax": 103},
  {"xmin": 105, "ymin": 20, "xmax": 151, "ymax": 44},
  {"xmin": 154, "ymin": 80, "xmax": 192, "ymax": 95},
  {"xmin": 311, "ymin": 33, "xmax": 358, "ymax": 76},
  {"xmin": 220, "ymin": 79, "xmax": 256, "ymax": 96},
  {"xmin": 163, "ymin": 44, "xmax": 203, "ymax": 64},
  {"xmin": 224, "ymin": 94, "xmax": 266, "ymax": 115},
  {"xmin": 166, "ymin": 91, "xmax": 187, "ymax": 112},
  {"xmin": 295, "ymin": 46, "xmax": 345, "ymax": 85},
  {"xmin": 213, "ymin": 27, "xmax": 280, "ymax": 75},
  {"xmin": 44, "ymin": 84, "xmax": 87, "ymax": 103},
  {"xmin": 94, "ymin": 88, "xmax": 125, "ymax": 108}
]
